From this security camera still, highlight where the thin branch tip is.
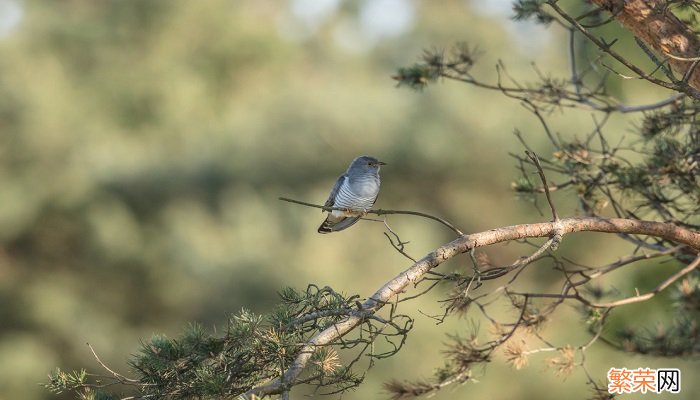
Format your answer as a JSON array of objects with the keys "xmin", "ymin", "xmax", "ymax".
[
  {"xmin": 525, "ymin": 151, "xmax": 559, "ymax": 222},
  {"xmin": 279, "ymin": 196, "xmax": 464, "ymax": 235}
]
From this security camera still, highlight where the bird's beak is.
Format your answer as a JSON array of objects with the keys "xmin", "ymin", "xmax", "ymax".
[{"xmin": 378, "ymin": 161, "xmax": 387, "ymax": 166}]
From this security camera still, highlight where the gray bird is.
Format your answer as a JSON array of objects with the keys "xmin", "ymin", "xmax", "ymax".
[{"xmin": 318, "ymin": 155, "xmax": 386, "ymax": 234}]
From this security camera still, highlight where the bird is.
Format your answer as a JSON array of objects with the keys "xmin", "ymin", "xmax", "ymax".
[{"xmin": 318, "ymin": 155, "xmax": 386, "ymax": 234}]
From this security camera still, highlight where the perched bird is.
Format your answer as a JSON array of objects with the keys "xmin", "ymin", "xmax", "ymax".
[{"xmin": 318, "ymin": 155, "xmax": 386, "ymax": 234}]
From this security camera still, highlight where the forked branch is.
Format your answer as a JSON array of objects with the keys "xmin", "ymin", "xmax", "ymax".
[{"xmin": 245, "ymin": 215, "xmax": 700, "ymax": 397}]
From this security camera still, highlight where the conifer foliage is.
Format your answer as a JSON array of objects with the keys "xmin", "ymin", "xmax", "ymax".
[{"xmin": 48, "ymin": 1, "xmax": 700, "ymax": 399}]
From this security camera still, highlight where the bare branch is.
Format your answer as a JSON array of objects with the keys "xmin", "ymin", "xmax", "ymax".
[
  {"xmin": 245, "ymin": 215, "xmax": 700, "ymax": 397},
  {"xmin": 87, "ymin": 343, "xmax": 140, "ymax": 384},
  {"xmin": 383, "ymin": 220, "xmax": 417, "ymax": 263},
  {"xmin": 525, "ymin": 151, "xmax": 559, "ymax": 222},
  {"xmin": 278, "ymin": 196, "xmax": 464, "ymax": 235},
  {"xmin": 614, "ymin": 93, "xmax": 685, "ymax": 113},
  {"xmin": 581, "ymin": 254, "xmax": 700, "ymax": 308},
  {"xmin": 573, "ymin": 245, "xmax": 684, "ymax": 283}
]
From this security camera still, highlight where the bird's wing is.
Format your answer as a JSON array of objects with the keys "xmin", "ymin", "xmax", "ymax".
[
  {"xmin": 370, "ymin": 189, "xmax": 380, "ymax": 208},
  {"xmin": 323, "ymin": 173, "xmax": 347, "ymax": 208}
]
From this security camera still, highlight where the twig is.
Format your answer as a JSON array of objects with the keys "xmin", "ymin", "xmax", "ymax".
[
  {"xmin": 573, "ymin": 246, "xmax": 684, "ymax": 283},
  {"xmin": 682, "ymin": 59, "xmax": 700, "ymax": 84},
  {"xmin": 87, "ymin": 343, "xmax": 140, "ymax": 384},
  {"xmin": 526, "ymin": 152, "xmax": 558, "ymax": 221},
  {"xmin": 444, "ymin": 59, "xmax": 683, "ymax": 114},
  {"xmin": 383, "ymin": 220, "xmax": 416, "ymax": 262},
  {"xmin": 522, "ymin": 101, "xmax": 559, "ymax": 147},
  {"xmin": 581, "ymin": 254, "xmax": 700, "ymax": 308},
  {"xmin": 614, "ymin": 93, "xmax": 684, "ymax": 113},
  {"xmin": 634, "ymin": 37, "xmax": 676, "ymax": 81},
  {"xmin": 568, "ymin": 28, "xmax": 582, "ymax": 97},
  {"xmin": 475, "ymin": 237, "xmax": 555, "ymax": 281},
  {"xmin": 278, "ymin": 197, "xmax": 464, "ymax": 236}
]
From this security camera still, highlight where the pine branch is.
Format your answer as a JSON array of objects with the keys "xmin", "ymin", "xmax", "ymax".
[{"xmin": 244, "ymin": 216, "xmax": 700, "ymax": 397}]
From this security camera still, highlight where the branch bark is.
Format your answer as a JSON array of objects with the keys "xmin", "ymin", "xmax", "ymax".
[
  {"xmin": 591, "ymin": 0, "xmax": 700, "ymax": 90},
  {"xmin": 244, "ymin": 216, "xmax": 700, "ymax": 398}
]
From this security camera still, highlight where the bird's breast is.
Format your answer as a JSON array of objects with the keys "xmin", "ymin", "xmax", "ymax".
[
  {"xmin": 351, "ymin": 177, "xmax": 379, "ymax": 197},
  {"xmin": 333, "ymin": 174, "xmax": 380, "ymax": 210}
]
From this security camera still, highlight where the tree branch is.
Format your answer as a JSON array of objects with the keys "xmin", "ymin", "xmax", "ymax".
[
  {"xmin": 546, "ymin": 0, "xmax": 700, "ymax": 98},
  {"xmin": 278, "ymin": 197, "xmax": 464, "ymax": 235},
  {"xmin": 589, "ymin": 0, "xmax": 700, "ymax": 92},
  {"xmin": 526, "ymin": 151, "xmax": 558, "ymax": 221},
  {"xmin": 580, "ymin": 254, "xmax": 700, "ymax": 308},
  {"xmin": 244, "ymin": 216, "xmax": 699, "ymax": 397}
]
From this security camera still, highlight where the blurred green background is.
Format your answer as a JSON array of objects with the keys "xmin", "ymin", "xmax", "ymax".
[{"xmin": 0, "ymin": 0, "xmax": 697, "ymax": 399}]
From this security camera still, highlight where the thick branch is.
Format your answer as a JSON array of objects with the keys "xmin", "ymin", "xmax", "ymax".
[
  {"xmin": 590, "ymin": 0, "xmax": 700, "ymax": 91},
  {"xmin": 245, "ymin": 216, "xmax": 699, "ymax": 397}
]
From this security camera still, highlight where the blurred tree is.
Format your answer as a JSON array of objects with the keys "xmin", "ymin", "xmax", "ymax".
[{"xmin": 44, "ymin": 1, "xmax": 700, "ymax": 399}]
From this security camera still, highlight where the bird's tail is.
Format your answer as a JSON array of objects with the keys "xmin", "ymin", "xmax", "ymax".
[
  {"xmin": 317, "ymin": 219, "xmax": 334, "ymax": 234},
  {"xmin": 317, "ymin": 215, "xmax": 361, "ymax": 234}
]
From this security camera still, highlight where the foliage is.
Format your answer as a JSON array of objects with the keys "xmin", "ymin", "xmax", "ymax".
[
  {"xmin": 46, "ymin": 286, "xmax": 410, "ymax": 398},
  {"xmin": 24, "ymin": 0, "xmax": 700, "ymax": 399},
  {"xmin": 511, "ymin": 0, "xmax": 555, "ymax": 25},
  {"xmin": 389, "ymin": 0, "xmax": 700, "ymax": 398}
]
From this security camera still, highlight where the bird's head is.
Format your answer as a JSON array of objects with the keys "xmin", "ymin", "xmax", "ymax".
[{"xmin": 350, "ymin": 155, "xmax": 386, "ymax": 172}]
